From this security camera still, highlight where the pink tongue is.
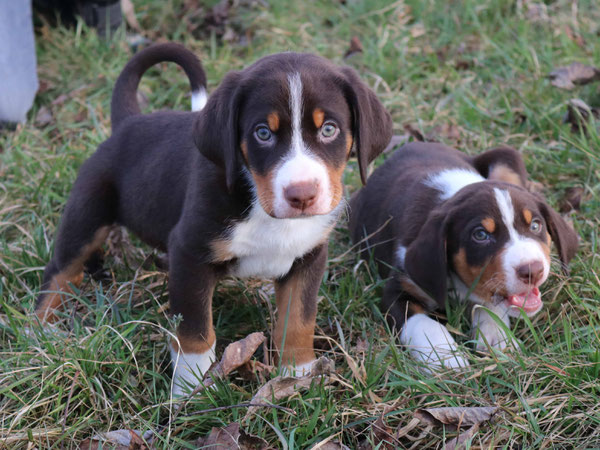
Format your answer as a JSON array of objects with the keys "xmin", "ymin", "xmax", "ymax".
[{"xmin": 507, "ymin": 287, "xmax": 542, "ymax": 313}]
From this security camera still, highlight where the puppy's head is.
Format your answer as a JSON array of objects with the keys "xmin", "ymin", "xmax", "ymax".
[
  {"xmin": 404, "ymin": 182, "xmax": 578, "ymax": 317},
  {"xmin": 194, "ymin": 53, "xmax": 392, "ymax": 219}
]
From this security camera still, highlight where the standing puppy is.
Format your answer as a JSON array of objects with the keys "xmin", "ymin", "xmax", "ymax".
[
  {"xmin": 35, "ymin": 43, "xmax": 393, "ymax": 394},
  {"xmin": 350, "ymin": 142, "xmax": 578, "ymax": 370}
]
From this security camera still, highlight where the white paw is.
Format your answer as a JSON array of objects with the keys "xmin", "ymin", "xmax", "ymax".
[
  {"xmin": 170, "ymin": 342, "xmax": 216, "ymax": 397},
  {"xmin": 281, "ymin": 360, "xmax": 316, "ymax": 377},
  {"xmin": 400, "ymin": 314, "xmax": 470, "ymax": 372},
  {"xmin": 472, "ymin": 305, "xmax": 517, "ymax": 352}
]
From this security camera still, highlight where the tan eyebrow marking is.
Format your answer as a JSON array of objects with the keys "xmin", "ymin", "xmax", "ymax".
[
  {"xmin": 267, "ymin": 112, "xmax": 280, "ymax": 132},
  {"xmin": 523, "ymin": 208, "xmax": 533, "ymax": 225},
  {"xmin": 481, "ymin": 217, "xmax": 496, "ymax": 233},
  {"xmin": 312, "ymin": 108, "xmax": 325, "ymax": 129}
]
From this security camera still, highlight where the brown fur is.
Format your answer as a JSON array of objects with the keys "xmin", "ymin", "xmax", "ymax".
[
  {"xmin": 482, "ymin": 218, "xmax": 496, "ymax": 233},
  {"xmin": 312, "ymin": 108, "xmax": 325, "ymax": 129},
  {"xmin": 36, "ymin": 227, "xmax": 109, "ymax": 322}
]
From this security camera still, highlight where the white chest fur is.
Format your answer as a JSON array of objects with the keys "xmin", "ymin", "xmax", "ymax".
[{"xmin": 226, "ymin": 202, "xmax": 340, "ymax": 279}]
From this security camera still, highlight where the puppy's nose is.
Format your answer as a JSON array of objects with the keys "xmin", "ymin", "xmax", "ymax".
[
  {"xmin": 516, "ymin": 260, "xmax": 544, "ymax": 285},
  {"xmin": 284, "ymin": 181, "xmax": 318, "ymax": 210}
]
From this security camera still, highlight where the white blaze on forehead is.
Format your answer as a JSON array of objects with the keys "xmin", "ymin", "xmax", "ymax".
[
  {"xmin": 425, "ymin": 168, "xmax": 485, "ymax": 200},
  {"xmin": 191, "ymin": 88, "xmax": 208, "ymax": 112},
  {"xmin": 271, "ymin": 72, "xmax": 332, "ymax": 217},
  {"xmin": 493, "ymin": 188, "xmax": 550, "ymax": 293}
]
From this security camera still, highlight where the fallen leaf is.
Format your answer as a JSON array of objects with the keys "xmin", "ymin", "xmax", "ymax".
[
  {"xmin": 344, "ymin": 36, "xmax": 363, "ymax": 59},
  {"xmin": 195, "ymin": 422, "xmax": 270, "ymax": 449},
  {"xmin": 35, "ymin": 106, "xmax": 53, "ymax": 127},
  {"xmin": 415, "ymin": 407, "xmax": 498, "ymax": 430},
  {"xmin": 121, "ymin": 0, "xmax": 142, "ymax": 31},
  {"xmin": 444, "ymin": 422, "xmax": 480, "ymax": 450},
  {"xmin": 425, "ymin": 123, "xmax": 463, "ymax": 143},
  {"xmin": 563, "ymin": 98, "xmax": 600, "ymax": 133},
  {"xmin": 403, "ymin": 123, "xmax": 425, "ymax": 142},
  {"xmin": 383, "ymin": 134, "xmax": 410, "ymax": 154},
  {"xmin": 559, "ymin": 186, "xmax": 584, "ymax": 213},
  {"xmin": 549, "ymin": 62, "xmax": 600, "ymax": 90},
  {"xmin": 564, "ymin": 25, "xmax": 585, "ymax": 48},
  {"xmin": 244, "ymin": 356, "xmax": 334, "ymax": 420},
  {"xmin": 237, "ymin": 359, "xmax": 273, "ymax": 383},
  {"xmin": 204, "ymin": 332, "xmax": 266, "ymax": 384},
  {"xmin": 371, "ymin": 414, "xmax": 397, "ymax": 450},
  {"xmin": 80, "ymin": 429, "xmax": 151, "ymax": 449}
]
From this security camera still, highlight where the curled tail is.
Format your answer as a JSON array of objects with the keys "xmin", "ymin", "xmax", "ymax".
[{"xmin": 111, "ymin": 42, "xmax": 207, "ymax": 130}]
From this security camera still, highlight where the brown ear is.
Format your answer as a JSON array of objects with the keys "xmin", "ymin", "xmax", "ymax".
[
  {"xmin": 471, "ymin": 146, "xmax": 529, "ymax": 187},
  {"xmin": 341, "ymin": 67, "xmax": 393, "ymax": 185},
  {"xmin": 194, "ymin": 71, "xmax": 244, "ymax": 193},
  {"xmin": 403, "ymin": 207, "xmax": 451, "ymax": 308},
  {"xmin": 538, "ymin": 199, "xmax": 579, "ymax": 273}
]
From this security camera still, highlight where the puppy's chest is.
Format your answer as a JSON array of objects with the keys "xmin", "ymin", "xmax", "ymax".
[{"xmin": 217, "ymin": 204, "xmax": 339, "ymax": 279}]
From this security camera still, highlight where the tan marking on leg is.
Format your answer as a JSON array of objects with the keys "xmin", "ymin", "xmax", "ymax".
[
  {"xmin": 345, "ymin": 135, "xmax": 353, "ymax": 155},
  {"xmin": 274, "ymin": 276, "xmax": 316, "ymax": 367},
  {"xmin": 488, "ymin": 164, "xmax": 523, "ymax": 186},
  {"xmin": 210, "ymin": 238, "xmax": 235, "ymax": 263},
  {"xmin": 407, "ymin": 302, "xmax": 426, "ymax": 315},
  {"xmin": 172, "ymin": 328, "xmax": 216, "ymax": 354},
  {"xmin": 312, "ymin": 108, "xmax": 324, "ymax": 129},
  {"xmin": 523, "ymin": 208, "xmax": 532, "ymax": 225},
  {"xmin": 267, "ymin": 112, "xmax": 280, "ymax": 132},
  {"xmin": 326, "ymin": 164, "xmax": 345, "ymax": 210},
  {"xmin": 36, "ymin": 227, "xmax": 109, "ymax": 323},
  {"xmin": 481, "ymin": 218, "xmax": 496, "ymax": 233},
  {"xmin": 250, "ymin": 169, "xmax": 276, "ymax": 215},
  {"xmin": 452, "ymin": 248, "xmax": 507, "ymax": 302}
]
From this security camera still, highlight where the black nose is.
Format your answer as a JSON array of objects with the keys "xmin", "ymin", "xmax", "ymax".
[
  {"xmin": 516, "ymin": 260, "xmax": 544, "ymax": 285},
  {"xmin": 284, "ymin": 182, "xmax": 318, "ymax": 210}
]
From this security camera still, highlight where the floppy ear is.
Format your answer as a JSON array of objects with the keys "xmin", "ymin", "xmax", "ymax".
[
  {"xmin": 403, "ymin": 207, "xmax": 451, "ymax": 308},
  {"xmin": 538, "ymin": 199, "xmax": 579, "ymax": 273},
  {"xmin": 471, "ymin": 146, "xmax": 529, "ymax": 188},
  {"xmin": 341, "ymin": 67, "xmax": 393, "ymax": 185},
  {"xmin": 194, "ymin": 71, "xmax": 244, "ymax": 193}
]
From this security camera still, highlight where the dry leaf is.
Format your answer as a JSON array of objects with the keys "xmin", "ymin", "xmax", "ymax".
[
  {"xmin": 549, "ymin": 63, "xmax": 600, "ymax": 90},
  {"xmin": 444, "ymin": 422, "xmax": 480, "ymax": 450},
  {"xmin": 204, "ymin": 332, "xmax": 266, "ymax": 384},
  {"xmin": 425, "ymin": 123, "xmax": 463, "ymax": 143},
  {"xmin": 383, "ymin": 134, "xmax": 410, "ymax": 154},
  {"xmin": 35, "ymin": 106, "xmax": 53, "ymax": 127},
  {"xmin": 244, "ymin": 356, "xmax": 334, "ymax": 420},
  {"xmin": 563, "ymin": 98, "xmax": 600, "ymax": 133},
  {"xmin": 403, "ymin": 123, "xmax": 425, "ymax": 142},
  {"xmin": 80, "ymin": 429, "xmax": 151, "ymax": 449},
  {"xmin": 195, "ymin": 422, "xmax": 270, "ymax": 449},
  {"xmin": 370, "ymin": 414, "xmax": 397, "ymax": 450},
  {"xmin": 415, "ymin": 406, "xmax": 498, "ymax": 430},
  {"xmin": 121, "ymin": 0, "xmax": 142, "ymax": 31},
  {"xmin": 344, "ymin": 36, "xmax": 363, "ymax": 59},
  {"xmin": 559, "ymin": 186, "xmax": 584, "ymax": 213}
]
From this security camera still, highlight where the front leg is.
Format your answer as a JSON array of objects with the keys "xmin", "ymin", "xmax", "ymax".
[
  {"xmin": 274, "ymin": 243, "xmax": 327, "ymax": 375},
  {"xmin": 472, "ymin": 303, "xmax": 515, "ymax": 352},
  {"xmin": 168, "ymin": 242, "xmax": 221, "ymax": 396}
]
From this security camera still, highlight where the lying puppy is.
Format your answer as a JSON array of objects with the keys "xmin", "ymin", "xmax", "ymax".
[
  {"xmin": 350, "ymin": 142, "xmax": 578, "ymax": 369},
  {"xmin": 35, "ymin": 43, "xmax": 392, "ymax": 394}
]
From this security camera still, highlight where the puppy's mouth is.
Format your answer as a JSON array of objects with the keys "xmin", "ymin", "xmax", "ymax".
[{"xmin": 503, "ymin": 287, "xmax": 543, "ymax": 316}]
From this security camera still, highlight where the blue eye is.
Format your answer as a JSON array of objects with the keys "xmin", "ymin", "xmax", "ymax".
[
  {"xmin": 255, "ymin": 126, "xmax": 272, "ymax": 141},
  {"xmin": 472, "ymin": 227, "xmax": 490, "ymax": 243},
  {"xmin": 530, "ymin": 219, "xmax": 542, "ymax": 234},
  {"xmin": 321, "ymin": 122, "xmax": 337, "ymax": 138}
]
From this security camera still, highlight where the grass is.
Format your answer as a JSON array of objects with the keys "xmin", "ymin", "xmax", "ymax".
[{"xmin": 1, "ymin": 0, "xmax": 600, "ymax": 447}]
